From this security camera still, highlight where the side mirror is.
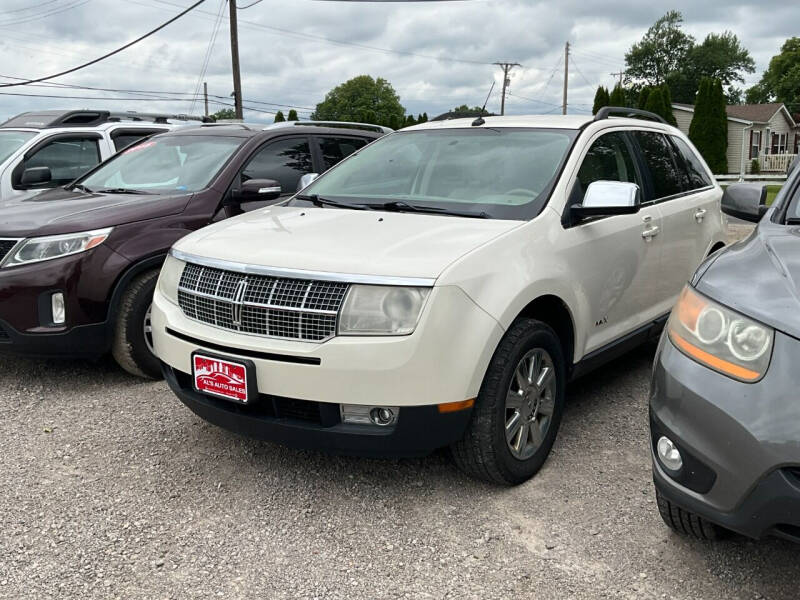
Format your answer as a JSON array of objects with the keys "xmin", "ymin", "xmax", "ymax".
[
  {"xmin": 570, "ymin": 181, "xmax": 641, "ymax": 221},
  {"xmin": 240, "ymin": 178, "xmax": 281, "ymax": 201},
  {"xmin": 721, "ymin": 183, "xmax": 767, "ymax": 223},
  {"xmin": 297, "ymin": 173, "xmax": 319, "ymax": 192},
  {"xmin": 20, "ymin": 166, "xmax": 52, "ymax": 187}
]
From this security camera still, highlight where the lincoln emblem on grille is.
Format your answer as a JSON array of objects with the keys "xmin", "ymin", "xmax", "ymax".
[{"xmin": 231, "ymin": 278, "xmax": 248, "ymax": 327}]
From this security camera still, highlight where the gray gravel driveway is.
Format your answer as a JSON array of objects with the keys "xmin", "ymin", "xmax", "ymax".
[{"xmin": 1, "ymin": 346, "xmax": 796, "ymax": 600}]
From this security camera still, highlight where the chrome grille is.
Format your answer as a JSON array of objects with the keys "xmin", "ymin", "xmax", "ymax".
[
  {"xmin": 177, "ymin": 263, "xmax": 348, "ymax": 342},
  {"xmin": 0, "ymin": 239, "xmax": 20, "ymax": 264}
]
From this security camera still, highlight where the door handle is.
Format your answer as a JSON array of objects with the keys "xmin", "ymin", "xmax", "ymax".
[
  {"xmin": 694, "ymin": 208, "xmax": 707, "ymax": 223},
  {"xmin": 642, "ymin": 225, "xmax": 660, "ymax": 241}
]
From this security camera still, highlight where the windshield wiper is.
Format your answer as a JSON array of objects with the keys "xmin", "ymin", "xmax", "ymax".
[
  {"xmin": 94, "ymin": 188, "xmax": 153, "ymax": 195},
  {"xmin": 294, "ymin": 194, "xmax": 372, "ymax": 211},
  {"xmin": 785, "ymin": 218, "xmax": 800, "ymax": 225},
  {"xmin": 69, "ymin": 183, "xmax": 93, "ymax": 193},
  {"xmin": 374, "ymin": 200, "xmax": 490, "ymax": 219}
]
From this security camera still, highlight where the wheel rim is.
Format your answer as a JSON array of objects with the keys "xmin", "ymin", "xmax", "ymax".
[
  {"xmin": 143, "ymin": 304, "xmax": 154, "ymax": 355},
  {"xmin": 504, "ymin": 348, "xmax": 556, "ymax": 461}
]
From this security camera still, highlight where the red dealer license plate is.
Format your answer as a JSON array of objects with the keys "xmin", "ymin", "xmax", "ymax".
[{"xmin": 193, "ymin": 354, "xmax": 251, "ymax": 404}]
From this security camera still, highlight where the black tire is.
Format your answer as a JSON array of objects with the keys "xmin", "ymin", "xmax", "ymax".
[
  {"xmin": 451, "ymin": 318, "xmax": 566, "ymax": 485},
  {"xmin": 656, "ymin": 488, "xmax": 722, "ymax": 540},
  {"xmin": 111, "ymin": 270, "xmax": 162, "ymax": 379}
]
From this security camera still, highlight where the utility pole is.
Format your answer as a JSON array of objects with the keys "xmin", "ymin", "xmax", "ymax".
[
  {"xmin": 228, "ymin": 0, "xmax": 243, "ymax": 120},
  {"xmin": 562, "ymin": 41, "xmax": 569, "ymax": 115},
  {"xmin": 493, "ymin": 62, "xmax": 521, "ymax": 116},
  {"xmin": 610, "ymin": 71, "xmax": 624, "ymax": 86},
  {"xmin": 203, "ymin": 81, "xmax": 209, "ymax": 118}
]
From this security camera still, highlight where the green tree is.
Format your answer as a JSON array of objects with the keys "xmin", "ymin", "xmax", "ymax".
[
  {"xmin": 644, "ymin": 87, "xmax": 667, "ymax": 120},
  {"xmin": 625, "ymin": 11, "xmax": 695, "ymax": 86},
  {"xmin": 592, "ymin": 86, "xmax": 610, "ymax": 114},
  {"xmin": 690, "ymin": 78, "xmax": 728, "ymax": 174},
  {"xmin": 661, "ymin": 84, "xmax": 677, "ymax": 126},
  {"xmin": 273, "ymin": 110, "xmax": 285, "ymax": 123},
  {"xmin": 210, "ymin": 108, "xmax": 235, "ymax": 121},
  {"xmin": 746, "ymin": 37, "xmax": 800, "ymax": 111},
  {"xmin": 609, "ymin": 84, "xmax": 627, "ymax": 107},
  {"xmin": 287, "ymin": 109, "xmax": 298, "ymax": 121},
  {"xmin": 637, "ymin": 87, "xmax": 651, "ymax": 110},
  {"xmin": 417, "ymin": 113, "xmax": 427, "ymax": 123},
  {"xmin": 311, "ymin": 75, "xmax": 405, "ymax": 129},
  {"xmin": 405, "ymin": 114, "xmax": 417, "ymax": 127},
  {"xmin": 668, "ymin": 31, "xmax": 755, "ymax": 103}
]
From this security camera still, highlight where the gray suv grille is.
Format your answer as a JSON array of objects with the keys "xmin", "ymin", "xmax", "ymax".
[
  {"xmin": 177, "ymin": 263, "xmax": 349, "ymax": 342},
  {"xmin": 0, "ymin": 239, "xmax": 20, "ymax": 264}
]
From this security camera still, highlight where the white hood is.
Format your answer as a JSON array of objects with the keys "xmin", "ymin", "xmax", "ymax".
[{"xmin": 174, "ymin": 205, "xmax": 521, "ymax": 279}]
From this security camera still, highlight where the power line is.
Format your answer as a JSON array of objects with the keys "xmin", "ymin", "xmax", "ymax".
[
  {"xmin": 0, "ymin": 0, "xmax": 64, "ymax": 15},
  {"xmin": 569, "ymin": 56, "xmax": 595, "ymax": 89},
  {"xmin": 0, "ymin": 0, "xmax": 89, "ymax": 27},
  {"xmin": 189, "ymin": 0, "xmax": 226, "ymax": 114},
  {"xmin": 132, "ymin": 0, "xmax": 494, "ymax": 66},
  {"xmin": 0, "ymin": 0, "xmax": 208, "ymax": 88},
  {"xmin": 236, "ymin": 0, "xmax": 263, "ymax": 7}
]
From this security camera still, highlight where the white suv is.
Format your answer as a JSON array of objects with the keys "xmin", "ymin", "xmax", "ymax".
[
  {"xmin": 0, "ymin": 109, "xmax": 199, "ymax": 202},
  {"xmin": 152, "ymin": 108, "xmax": 726, "ymax": 485}
]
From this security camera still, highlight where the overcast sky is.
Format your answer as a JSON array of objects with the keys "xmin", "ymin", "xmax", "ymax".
[{"xmin": 0, "ymin": 0, "xmax": 796, "ymax": 123}]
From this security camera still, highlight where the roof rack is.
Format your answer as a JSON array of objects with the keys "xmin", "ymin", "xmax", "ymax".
[
  {"xmin": 0, "ymin": 110, "xmax": 211, "ymax": 129},
  {"xmin": 263, "ymin": 120, "xmax": 393, "ymax": 134},
  {"xmin": 593, "ymin": 106, "xmax": 667, "ymax": 125},
  {"xmin": 199, "ymin": 122, "xmax": 255, "ymax": 130}
]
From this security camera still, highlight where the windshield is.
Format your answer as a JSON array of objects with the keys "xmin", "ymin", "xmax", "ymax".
[
  {"xmin": 79, "ymin": 135, "xmax": 243, "ymax": 194},
  {"xmin": 0, "ymin": 130, "xmax": 36, "ymax": 164},
  {"xmin": 297, "ymin": 128, "xmax": 577, "ymax": 219}
]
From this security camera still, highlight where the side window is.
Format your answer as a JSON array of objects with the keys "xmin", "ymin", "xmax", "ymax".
[
  {"xmin": 574, "ymin": 131, "xmax": 640, "ymax": 203},
  {"xmin": 242, "ymin": 137, "xmax": 313, "ymax": 193},
  {"xmin": 317, "ymin": 136, "xmax": 368, "ymax": 171},
  {"xmin": 670, "ymin": 136, "xmax": 713, "ymax": 190},
  {"xmin": 111, "ymin": 130, "xmax": 166, "ymax": 152},
  {"xmin": 21, "ymin": 137, "xmax": 100, "ymax": 188},
  {"xmin": 633, "ymin": 131, "xmax": 686, "ymax": 200}
]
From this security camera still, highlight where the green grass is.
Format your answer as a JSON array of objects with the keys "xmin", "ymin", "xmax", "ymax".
[{"xmin": 765, "ymin": 184, "xmax": 782, "ymax": 206}]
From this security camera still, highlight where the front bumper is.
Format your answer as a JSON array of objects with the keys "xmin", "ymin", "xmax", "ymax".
[
  {"xmin": 650, "ymin": 333, "xmax": 800, "ymax": 541},
  {"xmin": 163, "ymin": 362, "xmax": 472, "ymax": 457},
  {"xmin": 0, "ymin": 246, "xmax": 128, "ymax": 358},
  {"xmin": 152, "ymin": 284, "xmax": 504, "ymax": 408}
]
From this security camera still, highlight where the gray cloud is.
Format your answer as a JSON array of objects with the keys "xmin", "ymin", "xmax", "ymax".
[{"xmin": 0, "ymin": 0, "xmax": 796, "ymax": 123}]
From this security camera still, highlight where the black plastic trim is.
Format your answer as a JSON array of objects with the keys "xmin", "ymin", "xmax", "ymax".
[
  {"xmin": 166, "ymin": 327, "xmax": 322, "ymax": 365},
  {"xmin": 594, "ymin": 106, "xmax": 668, "ymax": 125}
]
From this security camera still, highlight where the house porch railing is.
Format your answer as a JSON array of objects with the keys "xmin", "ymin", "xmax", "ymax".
[{"xmin": 759, "ymin": 152, "xmax": 797, "ymax": 173}]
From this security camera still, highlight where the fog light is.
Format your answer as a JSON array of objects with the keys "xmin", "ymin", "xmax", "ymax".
[
  {"xmin": 370, "ymin": 407, "xmax": 395, "ymax": 426},
  {"xmin": 341, "ymin": 404, "xmax": 399, "ymax": 427},
  {"xmin": 51, "ymin": 292, "xmax": 65, "ymax": 325},
  {"xmin": 657, "ymin": 436, "xmax": 683, "ymax": 471}
]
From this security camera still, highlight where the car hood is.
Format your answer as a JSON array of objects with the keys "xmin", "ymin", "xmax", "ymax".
[
  {"xmin": 0, "ymin": 187, "xmax": 191, "ymax": 237},
  {"xmin": 173, "ymin": 205, "xmax": 522, "ymax": 279},
  {"xmin": 696, "ymin": 219, "xmax": 800, "ymax": 339}
]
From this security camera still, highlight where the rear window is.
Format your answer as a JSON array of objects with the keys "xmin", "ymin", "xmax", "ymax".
[
  {"xmin": 670, "ymin": 136, "xmax": 713, "ymax": 190},
  {"xmin": 633, "ymin": 131, "xmax": 687, "ymax": 200}
]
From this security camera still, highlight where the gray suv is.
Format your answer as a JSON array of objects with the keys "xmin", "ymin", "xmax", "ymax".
[{"xmin": 650, "ymin": 164, "xmax": 800, "ymax": 542}]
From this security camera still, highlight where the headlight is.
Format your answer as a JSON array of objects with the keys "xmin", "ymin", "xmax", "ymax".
[
  {"xmin": 338, "ymin": 285, "xmax": 431, "ymax": 335},
  {"xmin": 1, "ymin": 227, "xmax": 113, "ymax": 268},
  {"xmin": 667, "ymin": 286, "xmax": 773, "ymax": 382},
  {"xmin": 158, "ymin": 253, "xmax": 185, "ymax": 304}
]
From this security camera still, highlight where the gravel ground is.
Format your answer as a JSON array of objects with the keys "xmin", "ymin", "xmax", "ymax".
[{"xmin": 1, "ymin": 346, "xmax": 796, "ymax": 600}]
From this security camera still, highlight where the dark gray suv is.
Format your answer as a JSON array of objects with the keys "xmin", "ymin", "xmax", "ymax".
[{"xmin": 650, "ymin": 164, "xmax": 800, "ymax": 543}]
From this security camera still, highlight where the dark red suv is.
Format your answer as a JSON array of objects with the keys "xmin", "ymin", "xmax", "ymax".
[{"xmin": 0, "ymin": 122, "xmax": 384, "ymax": 377}]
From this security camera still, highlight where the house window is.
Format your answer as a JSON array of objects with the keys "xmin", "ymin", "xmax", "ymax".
[
  {"xmin": 750, "ymin": 131, "xmax": 761, "ymax": 159},
  {"xmin": 771, "ymin": 133, "xmax": 788, "ymax": 154}
]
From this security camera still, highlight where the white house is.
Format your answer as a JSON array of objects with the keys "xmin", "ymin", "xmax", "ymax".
[{"xmin": 672, "ymin": 102, "xmax": 798, "ymax": 176}]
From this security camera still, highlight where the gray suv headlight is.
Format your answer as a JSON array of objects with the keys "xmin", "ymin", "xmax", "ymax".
[
  {"xmin": 668, "ymin": 286, "xmax": 773, "ymax": 382},
  {"xmin": 338, "ymin": 285, "xmax": 430, "ymax": 336},
  {"xmin": 1, "ymin": 227, "xmax": 113, "ymax": 268}
]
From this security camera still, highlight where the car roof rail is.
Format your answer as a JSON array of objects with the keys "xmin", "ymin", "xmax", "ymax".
[
  {"xmin": 263, "ymin": 121, "xmax": 393, "ymax": 134},
  {"xmin": 0, "ymin": 110, "xmax": 212, "ymax": 129},
  {"xmin": 198, "ymin": 122, "xmax": 255, "ymax": 130},
  {"xmin": 593, "ymin": 106, "xmax": 668, "ymax": 125}
]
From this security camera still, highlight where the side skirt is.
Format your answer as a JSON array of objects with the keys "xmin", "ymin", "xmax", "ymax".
[{"xmin": 569, "ymin": 313, "xmax": 668, "ymax": 381}]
